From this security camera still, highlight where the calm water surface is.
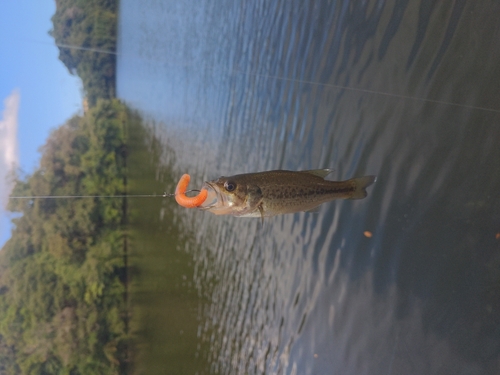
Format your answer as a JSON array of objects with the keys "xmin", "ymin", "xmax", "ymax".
[{"xmin": 117, "ymin": 1, "xmax": 500, "ymax": 374}]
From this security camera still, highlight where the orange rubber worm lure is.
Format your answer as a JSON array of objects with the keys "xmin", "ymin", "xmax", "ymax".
[{"xmin": 175, "ymin": 174, "xmax": 208, "ymax": 208}]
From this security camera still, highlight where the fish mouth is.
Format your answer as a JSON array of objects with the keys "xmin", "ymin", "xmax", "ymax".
[{"xmin": 198, "ymin": 181, "xmax": 223, "ymax": 210}]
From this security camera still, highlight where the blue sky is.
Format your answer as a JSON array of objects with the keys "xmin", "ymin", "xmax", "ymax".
[{"xmin": 0, "ymin": 1, "xmax": 82, "ymax": 247}]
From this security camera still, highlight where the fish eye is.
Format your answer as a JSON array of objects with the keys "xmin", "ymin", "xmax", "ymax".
[{"xmin": 224, "ymin": 181, "xmax": 236, "ymax": 192}]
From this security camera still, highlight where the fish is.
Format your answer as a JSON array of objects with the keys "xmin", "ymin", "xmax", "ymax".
[{"xmin": 198, "ymin": 169, "xmax": 376, "ymax": 219}]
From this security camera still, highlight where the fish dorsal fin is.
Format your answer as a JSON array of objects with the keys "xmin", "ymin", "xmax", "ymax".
[{"xmin": 299, "ymin": 169, "xmax": 334, "ymax": 179}]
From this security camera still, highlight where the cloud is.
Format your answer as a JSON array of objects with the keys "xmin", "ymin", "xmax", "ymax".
[{"xmin": 0, "ymin": 89, "xmax": 20, "ymax": 209}]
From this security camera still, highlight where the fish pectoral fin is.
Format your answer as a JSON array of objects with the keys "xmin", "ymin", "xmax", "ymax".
[
  {"xmin": 258, "ymin": 204, "xmax": 264, "ymax": 226},
  {"xmin": 299, "ymin": 169, "xmax": 334, "ymax": 179},
  {"xmin": 304, "ymin": 206, "xmax": 321, "ymax": 213}
]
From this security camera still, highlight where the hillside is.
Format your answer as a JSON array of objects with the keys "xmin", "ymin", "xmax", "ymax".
[
  {"xmin": 0, "ymin": 100, "xmax": 131, "ymax": 374},
  {"xmin": 50, "ymin": 0, "xmax": 118, "ymax": 106}
]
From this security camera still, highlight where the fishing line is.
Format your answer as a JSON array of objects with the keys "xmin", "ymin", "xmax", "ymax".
[
  {"xmin": 20, "ymin": 38, "xmax": 500, "ymax": 114},
  {"xmin": 55, "ymin": 42, "xmax": 118, "ymax": 55},
  {"xmin": 8, "ymin": 190, "xmax": 201, "ymax": 200},
  {"xmin": 17, "ymin": 38, "xmax": 118, "ymax": 55},
  {"xmin": 248, "ymin": 72, "xmax": 500, "ymax": 114}
]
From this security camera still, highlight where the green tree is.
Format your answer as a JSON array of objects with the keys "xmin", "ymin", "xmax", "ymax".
[
  {"xmin": 50, "ymin": 0, "xmax": 118, "ymax": 106},
  {"xmin": 0, "ymin": 99, "xmax": 131, "ymax": 374}
]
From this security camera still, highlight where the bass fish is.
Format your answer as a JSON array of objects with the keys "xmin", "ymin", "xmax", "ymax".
[{"xmin": 175, "ymin": 170, "xmax": 375, "ymax": 219}]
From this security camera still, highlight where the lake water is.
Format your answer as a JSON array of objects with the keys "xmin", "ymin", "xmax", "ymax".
[{"xmin": 116, "ymin": 1, "xmax": 500, "ymax": 374}]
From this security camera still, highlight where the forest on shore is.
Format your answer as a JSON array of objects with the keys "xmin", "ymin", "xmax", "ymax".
[
  {"xmin": 0, "ymin": 0, "xmax": 132, "ymax": 373},
  {"xmin": 0, "ymin": 100, "xmax": 131, "ymax": 374},
  {"xmin": 51, "ymin": 0, "xmax": 118, "ymax": 106}
]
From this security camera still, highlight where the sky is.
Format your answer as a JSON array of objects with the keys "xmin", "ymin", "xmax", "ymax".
[{"xmin": 0, "ymin": 1, "xmax": 82, "ymax": 248}]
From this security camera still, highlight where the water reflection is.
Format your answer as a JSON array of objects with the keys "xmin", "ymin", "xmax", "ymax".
[{"xmin": 119, "ymin": 0, "xmax": 500, "ymax": 374}]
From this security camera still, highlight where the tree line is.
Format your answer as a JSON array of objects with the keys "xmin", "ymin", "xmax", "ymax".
[
  {"xmin": 0, "ymin": 1, "xmax": 142, "ymax": 373},
  {"xmin": 0, "ymin": 100, "xmax": 131, "ymax": 374},
  {"xmin": 50, "ymin": 0, "xmax": 118, "ymax": 106},
  {"xmin": 0, "ymin": 0, "xmax": 127, "ymax": 368}
]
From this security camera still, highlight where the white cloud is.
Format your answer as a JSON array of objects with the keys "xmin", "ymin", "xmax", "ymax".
[{"xmin": 0, "ymin": 89, "xmax": 20, "ymax": 209}]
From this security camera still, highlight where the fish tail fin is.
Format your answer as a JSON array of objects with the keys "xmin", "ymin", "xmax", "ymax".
[{"xmin": 350, "ymin": 175, "xmax": 377, "ymax": 200}]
